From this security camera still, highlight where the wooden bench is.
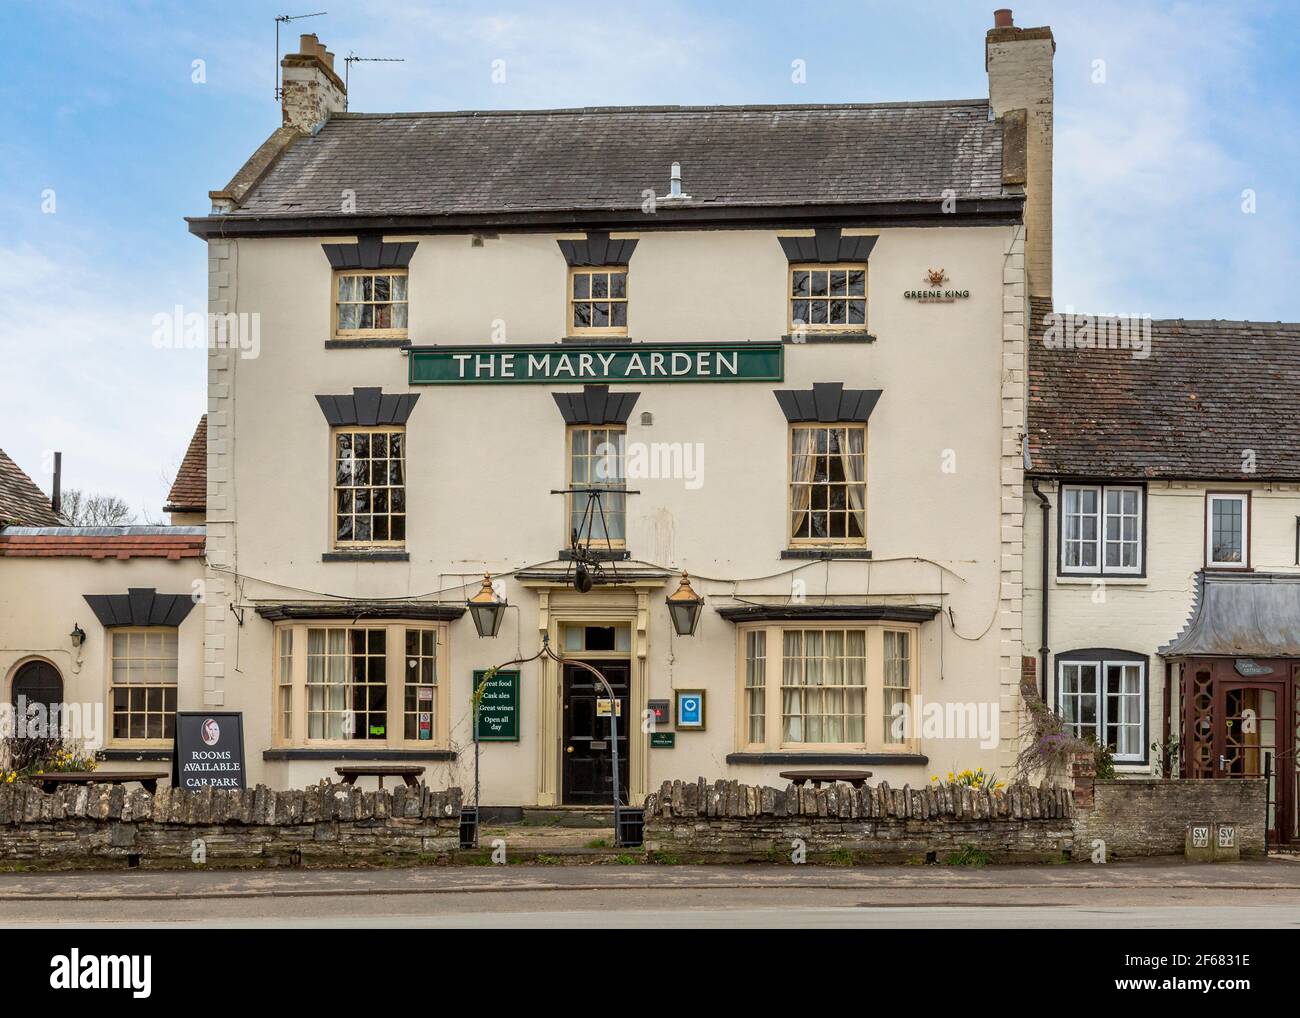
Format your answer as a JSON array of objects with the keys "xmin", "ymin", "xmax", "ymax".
[
  {"xmin": 334, "ymin": 765, "xmax": 425, "ymax": 789},
  {"xmin": 779, "ymin": 768, "xmax": 874, "ymax": 789},
  {"xmin": 28, "ymin": 771, "xmax": 162, "ymax": 795}
]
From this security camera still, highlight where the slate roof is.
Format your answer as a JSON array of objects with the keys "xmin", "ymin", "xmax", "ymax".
[
  {"xmin": 164, "ymin": 416, "xmax": 206, "ymax": 514},
  {"xmin": 1027, "ymin": 300, "xmax": 1300, "ymax": 481},
  {"xmin": 229, "ymin": 101, "xmax": 1007, "ymax": 219},
  {"xmin": 0, "ymin": 448, "xmax": 61, "ymax": 527}
]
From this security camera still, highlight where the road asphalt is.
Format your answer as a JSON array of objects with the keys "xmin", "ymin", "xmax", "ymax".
[{"xmin": 2, "ymin": 857, "xmax": 1299, "ymax": 927}]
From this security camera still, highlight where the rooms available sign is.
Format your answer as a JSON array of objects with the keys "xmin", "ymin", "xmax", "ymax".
[
  {"xmin": 409, "ymin": 342, "xmax": 783, "ymax": 385},
  {"xmin": 171, "ymin": 712, "xmax": 247, "ymax": 789}
]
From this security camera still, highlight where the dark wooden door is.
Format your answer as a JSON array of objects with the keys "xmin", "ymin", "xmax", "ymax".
[
  {"xmin": 562, "ymin": 660, "xmax": 630, "ymax": 805},
  {"xmin": 1214, "ymin": 677, "xmax": 1289, "ymax": 843}
]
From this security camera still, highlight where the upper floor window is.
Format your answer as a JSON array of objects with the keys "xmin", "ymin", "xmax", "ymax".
[
  {"xmin": 1206, "ymin": 492, "xmax": 1249, "ymax": 568},
  {"xmin": 109, "ymin": 628, "xmax": 178, "ymax": 744},
  {"xmin": 789, "ymin": 264, "xmax": 867, "ymax": 333},
  {"xmin": 789, "ymin": 424, "xmax": 866, "ymax": 545},
  {"xmin": 273, "ymin": 622, "xmax": 447, "ymax": 747},
  {"xmin": 1057, "ymin": 654, "xmax": 1146, "ymax": 763},
  {"xmin": 568, "ymin": 425, "xmax": 625, "ymax": 548},
  {"xmin": 1060, "ymin": 484, "xmax": 1143, "ymax": 575},
  {"xmin": 334, "ymin": 427, "xmax": 405, "ymax": 547},
  {"xmin": 737, "ymin": 623, "xmax": 918, "ymax": 752},
  {"xmin": 569, "ymin": 267, "xmax": 628, "ymax": 336},
  {"xmin": 334, "ymin": 269, "xmax": 408, "ymax": 340}
]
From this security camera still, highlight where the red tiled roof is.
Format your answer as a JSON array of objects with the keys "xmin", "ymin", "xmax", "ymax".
[
  {"xmin": 0, "ymin": 448, "xmax": 62, "ymax": 527},
  {"xmin": 1028, "ymin": 299, "xmax": 1300, "ymax": 480},
  {"xmin": 164, "ymin": 416, "xmax": 206, "ymax": 514},
  {"xmin": 0, "ymin": 528, "xmax": 205, "ymax": 560}
]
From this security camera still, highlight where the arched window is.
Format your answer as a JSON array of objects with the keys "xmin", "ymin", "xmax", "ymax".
[{"xmin": 11, "ymin": 660, "xmax": 63, "ymax": 715}]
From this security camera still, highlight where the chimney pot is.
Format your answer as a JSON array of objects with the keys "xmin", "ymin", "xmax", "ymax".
[
  {"xmin": 299, "ymin": 33, "xmax": 318, "ymax": 54},
  {"xmin": 994, "ymin": 8, "xmax": 1013, "ymax": 27}
]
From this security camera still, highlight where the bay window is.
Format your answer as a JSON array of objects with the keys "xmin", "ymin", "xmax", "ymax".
[
  {"xmin": 1060, "ymin": 483, "xmax": 1143, "ymax": 575},
  {"xmin": 736, "ymin": 623, "xmax": 918, "ymax": 752},
  {"xmin": 272, "ymin": 621, "xmax": 448, "ymax": 748}
]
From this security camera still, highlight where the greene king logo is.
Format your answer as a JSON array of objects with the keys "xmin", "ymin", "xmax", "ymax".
[
  {"xmin": 201, "ymin": 717, "xmax": 220, "ymax": 745},
  {"xmin": 50, "ymin": 950, "xmax": 151, "ymax": 998}
]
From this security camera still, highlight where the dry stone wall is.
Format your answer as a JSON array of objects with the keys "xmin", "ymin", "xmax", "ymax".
[
  {"xmin": 0, "ymin": 782, "xmax": 462, "ymax": 870},
  {"xmin": 643, "ymin": 777, "xmax": 1076, "ymax": 863}
]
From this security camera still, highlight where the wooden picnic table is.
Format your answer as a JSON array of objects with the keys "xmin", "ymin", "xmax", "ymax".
[
  {"xmin": 779, "ymin": 768, "xmax": 874, "ymax": 789},
  {"xmin": 28, "ymin": 771, "xmax": 162, "ymax": 794},
  {"xmin": 334, "ymin": 764, "xmax": 425, "ymax": 789}
]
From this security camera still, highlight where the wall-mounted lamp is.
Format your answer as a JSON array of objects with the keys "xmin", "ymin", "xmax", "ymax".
[
  {"xmin": 70, "ymin": 623, "xmax": 86, "ymax": 647},
  {"xmin": 468, "ymin": 573, "xmax": 507, "ymax": 638},
  {"xmin": 666, "ymin": 572, "xmax": 704, "ymax": 637}
]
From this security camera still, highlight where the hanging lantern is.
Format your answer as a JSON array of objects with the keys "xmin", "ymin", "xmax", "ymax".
[
  {"xmin": 467, "ymin": 573, "xmax": 506, "ymax": 638},
  {"xmin": 666, "ymin": 571, "xmax": 704, "ymax": 636}
]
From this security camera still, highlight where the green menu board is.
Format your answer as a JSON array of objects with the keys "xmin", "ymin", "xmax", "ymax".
[{"xmin": 473, "ymin": 669, "xmax": 520, "ymax": 742}]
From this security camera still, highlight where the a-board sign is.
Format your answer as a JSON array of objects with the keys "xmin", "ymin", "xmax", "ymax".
[
  {"xmin": 473, "ymin": 669, "xmax": 520, "ymax": 742},
  {"xmin": 171, "ymin": 712, "xmax": 247, "ymax": 790}
]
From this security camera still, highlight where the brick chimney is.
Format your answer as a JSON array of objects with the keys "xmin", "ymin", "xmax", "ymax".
[
  {"xmin": 280, "ymin": 33, "xmax": 346, "ymax": 134},
  {"xmin": 986, "ymin": 10, "xmax": 1054, "ymax": 302}
]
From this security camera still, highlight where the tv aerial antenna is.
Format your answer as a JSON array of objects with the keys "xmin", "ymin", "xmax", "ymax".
[
  {"xmin": 343, "ymin": 53, "xmax": 406, "ymax": 109},
  {"xmin": 274, "ymin": 11, "xmax": 328, "ymax": 100}
]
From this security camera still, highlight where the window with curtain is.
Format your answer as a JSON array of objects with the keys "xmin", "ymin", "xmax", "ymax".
[
  {"xmin": 568, "ymin": 425, "xmax": 626, "ymax": 548},
  {"xmin": 334, "ymin": 427, "xmax": 406, "ymax": 547},
  {"xmin": 1057, "ymin": 654, "xmax": 1146, "ymax": 763},
  {"xmin": 780, "ymin": 629, "xmax": 867, "ymax": 744},
  {"xmin": 737, "ymin": 623, "xmax": 919, "ymax": 753},
  {"xmin": 789, "ymin": 424, "xmax": 866, "ymax": 545},
  {"xmin": 334, "ymin": 269, "xmax": 408, "ymax": 339},
  {"xmin": 285, "ymin": 623, "xmax": 447, "ymax": 747},
  {"xmin": 109, "ymin": 628, "xmax": 178, "ymax": 743}
]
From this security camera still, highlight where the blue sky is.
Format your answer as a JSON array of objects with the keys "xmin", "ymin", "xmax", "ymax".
[{"xmin": 1, "ymin": 0, "xmax": 1296, "ymax": 517}]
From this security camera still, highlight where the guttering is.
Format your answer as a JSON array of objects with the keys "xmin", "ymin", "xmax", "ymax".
[
  {"xmin": 185, "ymin": 197, "xmax": 1026, "ymax": 241},
  {"xmin": 1031, "ymin": 480, "xmax": 1051, "ymax": 700}
]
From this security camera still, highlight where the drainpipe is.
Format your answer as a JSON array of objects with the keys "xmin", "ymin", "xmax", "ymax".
[{"xmin": 1031, "ymin": 481, "xmax": 1051, "ymax": 700}]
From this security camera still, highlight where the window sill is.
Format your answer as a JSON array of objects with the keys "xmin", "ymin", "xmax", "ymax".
[
  {"xmin": 325, "ymin": 338, "xmax": 412, "ymax": 350},
  {"xmin": 322, "ymin": 550, "xmax": 411, "ymax": 562},
  {"xmin": 781, "ymin": 332, "xmax": 876, "ymax": 344},
  {"xmin": 97, "ymin": 748, "xmax": 173, "ymax": 762},
  {"xmin": 558, "ymin": 548, "xmax": 630, "ymax": 561},
  {"xmin": 726, "ymin": 752, "xmax": 928, "ymax": 766},
  {"xmin": 781, "ymin": 548, "xmax": 872, "ymax": 560},
  {"xmin": 1055, "ymin": 574, "xmax": 1147, "ymax": 585},
  {"xmin": 262, "ymin": 748, "xmax": 458, "ymax": 761}
]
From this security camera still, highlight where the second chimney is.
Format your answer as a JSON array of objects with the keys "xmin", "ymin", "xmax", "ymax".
[{"xmin": 280, "ymin": 33, "xmax": 346, "ymax": 134}]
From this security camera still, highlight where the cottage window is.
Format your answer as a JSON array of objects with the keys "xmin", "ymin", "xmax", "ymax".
[
  {"xmin": 567, "ymin": 425, "xmax": 626, "ymax": 548},
  {"xmin": 109, "ymin": 628, "xmax": 178, "ymax": 744},
  {"xmin": 333, "ymin": 427, "xmax": 405, "ymax": 547},
  {"xmin": 273, "ymin": 622, "xmax": 447, "ymax": 748},
  {"xmin": 789, "ymin": 264, "xmax": 867, "ymax": 332},
  {"xmin": 569, "ymin": 267, "xmax": 628, "ymax": 336},
  {"xmin": 789, "ymin": 424, "xmax": 866, "ymax": 545},
  {"xmin": 1060, "ymin": 483, "xmax": 1143, "ymax": 575},
  {"xmin": 333, "ymin": 269, "xmax": 408, "ymax": 339},
  {"xmin": 1057, "ymin": 655, "xmax": 1146, "ymax": 763},
  {"xmin": 1206, "ymin": 492, "xmax": 1249, "ymax": 568},
  {"xmin": 736, "ymin": 623, "xmax": 918, "ymax": 752}
]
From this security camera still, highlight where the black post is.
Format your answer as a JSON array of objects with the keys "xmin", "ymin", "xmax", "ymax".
[{"xmin": 1263, "ymin": 753, "xmax": 1271, "ymax": 858}]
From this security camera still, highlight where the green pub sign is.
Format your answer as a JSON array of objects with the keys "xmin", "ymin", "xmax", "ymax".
[
  {"xmin": 409, "ymin": 342, "xmax": 783, "ymax": 385},
  {"xmin": 472, "ymin": 669, "xmax": 520, "ymax": 742}
]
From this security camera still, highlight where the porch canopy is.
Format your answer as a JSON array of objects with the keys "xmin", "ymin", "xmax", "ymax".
[{"xmin": 1160, "ymin": 572, "xmax": 1300, "ymax": 657}]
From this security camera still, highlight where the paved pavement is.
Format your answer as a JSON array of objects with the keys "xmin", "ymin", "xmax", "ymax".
[{"xmin": 2, "ymin": 858, "xmax": 1299, "ymax": 927}]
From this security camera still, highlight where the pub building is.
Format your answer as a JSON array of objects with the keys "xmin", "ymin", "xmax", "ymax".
[{"xmin": 5, "ymin": 11, "xmax": 1299, "ymax": 835}]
